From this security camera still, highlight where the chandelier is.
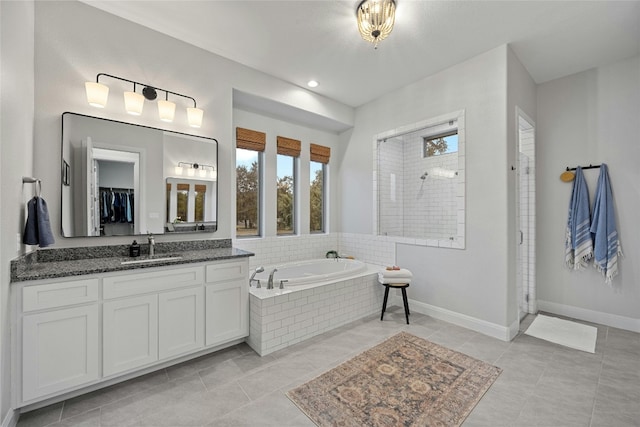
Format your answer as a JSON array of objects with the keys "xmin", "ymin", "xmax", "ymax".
[{"xmin": 357, "ymin": 0, "xmax": 396, "ymax": 48}]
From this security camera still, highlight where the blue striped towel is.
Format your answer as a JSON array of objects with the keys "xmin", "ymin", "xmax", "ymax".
[
  {"xmin": 590, "ymin": 164, "xmax": 622, "ymax": 284},
  {"xmin": 565, "ymin": 167, "xmax": 593, "ymax": 269}
]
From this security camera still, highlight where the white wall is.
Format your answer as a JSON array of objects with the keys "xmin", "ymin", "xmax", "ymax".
[
  {"xmin": 0, "ymin": 1, "xmax": 35, "ymax": 422},
  {"xmin": 340, "ymin": 46, "xmax": 513, "ymax": 330},
  {"xmin": 33, "ymin": 0, "xmax": 352, "ymax": 247},
  {"xmin": 537, "ymin": 54, "xmax": 640, "ymax": 330}
]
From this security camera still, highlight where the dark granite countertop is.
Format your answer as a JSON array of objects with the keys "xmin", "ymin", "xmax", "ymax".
[{"xmin": 11, "ymin": 239, "xmax": 254, "ymax": 283}]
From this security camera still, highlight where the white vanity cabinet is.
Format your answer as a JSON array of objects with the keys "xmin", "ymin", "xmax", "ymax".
[
  {"xmin": 14, "ymin": 257, "xmax": 249, "ymax": 408},
  {"xmin": 205, "ymin": 261, "xmax": 249, "ymax": 345},
  {"xmin": 20, "ymin": 279, "xmax": 100, "ymax": 402},
  {"xmin": 102, "ymin": 266, "xmax": 204, "ymax": 377}
]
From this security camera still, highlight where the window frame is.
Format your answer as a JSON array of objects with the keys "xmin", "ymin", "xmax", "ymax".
[
  {"xmin": 235, "ymin": 147, "xmax": 263, "ymax": 238},
  {"xmin": 309, "ymin": 160, "xmax": 326, "ymax": 234},
  {"xmin": 276, "ymin": 153, "xmax": 297, "ymax": 236}
]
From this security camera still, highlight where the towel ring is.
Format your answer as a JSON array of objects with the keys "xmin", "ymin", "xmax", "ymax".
[{"xmin": 22, "ymin": 177, "xmax": 42, "ymax": 198}]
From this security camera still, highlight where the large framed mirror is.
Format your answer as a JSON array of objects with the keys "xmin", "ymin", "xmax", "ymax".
[{"xmin": 61, "ymin": 112, "xmax": 218, "ymax": 237}]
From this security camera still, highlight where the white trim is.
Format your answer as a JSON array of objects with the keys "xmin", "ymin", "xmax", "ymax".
[
  {"xmin": 391, "ymin": 296, "xmax": 512, "ymax": 341},
  {"xmin": 2, "ymin": 408, "xmax": 18, "ymax": 427},
  {"xmin": 538, "ymin": 300, "xmax": 640, "ymax": 333}
]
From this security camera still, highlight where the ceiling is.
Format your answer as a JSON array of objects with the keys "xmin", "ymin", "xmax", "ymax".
[{"xmin": 83, "ymin": 1, "xmax": 640, "ymax": 108}]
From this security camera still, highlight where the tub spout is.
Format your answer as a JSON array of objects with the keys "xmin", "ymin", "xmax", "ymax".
[{"xmin": 267, "ymin": 268, "xmax": 278, "ymax": 289}]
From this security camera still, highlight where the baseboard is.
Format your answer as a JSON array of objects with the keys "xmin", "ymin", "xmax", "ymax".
[
  {"xmin": 537, "ymin": 300, "xmax": 640, "ymax": 333},
  {"xmin": 2, "ymin": 408, "xmax": 18, "ymax": 427},
  {"xmin": 391, "ymin": 295, "xmax": 512, "ymax": 341}
]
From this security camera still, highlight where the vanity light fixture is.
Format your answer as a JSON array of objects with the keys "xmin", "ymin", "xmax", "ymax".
[
  {"xmin": 175, "ymin": 162, "xmax": 217, "ymax": 180},
  {"xmin": 85, "ymin": 73, "xmax": 204, "ymax": 127},
  {"xmin": 356, "ymin": 0, "xmax": 396, "ymax": 48}
]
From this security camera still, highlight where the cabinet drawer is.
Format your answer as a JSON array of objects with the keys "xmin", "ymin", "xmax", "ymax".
[
  {"xmin": 23, "ymin": 279, "xmax": 99, "ymax": 312},
  {"xmin": 103, "ymin": 266, "xmax": 204, "ymax": 300},
  {"xmin": 206, "ymin": 260, "xmax": 247, "ymax": 284}
]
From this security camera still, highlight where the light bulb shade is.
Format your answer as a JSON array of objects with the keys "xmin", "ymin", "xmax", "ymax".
[
  {"xmin": 357, "ymin": 0, "xmax": 396, "ymax": 46},
  {"xmin": 199, "ymin": 168, "xmax": 207, "ymax": 178},
  {"xmin": 187, "ymin": 107, "xmax": 204, "ymax": 128},
  {"xmin": 174, "ymin": 165, "xmax": 183, "ymax": 175},
  {"xmin": 158, "ymin": 100, "xmax": 176, "ymax": 122},
  {"xmin": 124, "ymin": 91, "xmax": 145, "ymax": 115},
  {"xmin": 187, "ymin": 167, "xmax": 195, "ymax": 177},
  {"xmin": 210, "ymin": 169, "xmax": 217, "ymax": 181},
  {"xmin": 85, "ymin": 82, "xmax": 109, "ymax": 108}
]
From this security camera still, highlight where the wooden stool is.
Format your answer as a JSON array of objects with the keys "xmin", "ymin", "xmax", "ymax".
[{"xmin": 380, "ymin": 283, "xmax": 410, "ymax": 324}]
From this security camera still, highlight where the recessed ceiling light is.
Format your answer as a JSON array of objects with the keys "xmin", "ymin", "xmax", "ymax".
[{"xmin": 307, "ymin": 80, "xmax": 319, "ymax": 88}]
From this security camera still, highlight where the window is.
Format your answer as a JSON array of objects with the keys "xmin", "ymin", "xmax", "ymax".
[
  {"xmin": 310, "ymin": 143, "xmax": 330, "ymax": 233},
  {"xmin": 276, "ymin": 136, "xmax": 300, "ymax": 236},
  {"xmin": 194, "ymin": 184, "xmax": 206, "ymax": 223},
  {"xmin": 310, "ymin": 161, "xmax": 325, "ymax": 233},
  {"xmin": 176, "ymin": 183, "xmax": 189, "ymax": 222},
  {"xmin": 423, "ymin": 131, "xmax": 458, "ymax": 157},
  {"xmin": 236, "ymin": 127, "xmax": 266, "ymax": 238},
  {"xmin": 277, "ymin": 154, "xmax": 296, "ymax": 235},
  {"xmin": 236, "ymin": 148, "xmax": 261, "ymax": 237}
]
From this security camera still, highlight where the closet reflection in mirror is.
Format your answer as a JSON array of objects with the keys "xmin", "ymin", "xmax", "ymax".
[
  {"xmin": 165, "ymin": 178, "xmax": 217, "ymax": 232},
  {"xmin": 61, "ymin": 112, "xmax": 218, "ymax": 237},
  {"xmin": 375, "ymin": 110, "xmax": 465, "ymax": 248}
]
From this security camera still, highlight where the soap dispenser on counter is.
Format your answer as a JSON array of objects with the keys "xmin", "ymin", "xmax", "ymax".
[{"xmin": 129, "ymin": 240, "xmax": 141, "ymax": 257}]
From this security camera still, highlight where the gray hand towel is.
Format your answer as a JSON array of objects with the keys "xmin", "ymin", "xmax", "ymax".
[{"xmin": 23, "ymin": 196, "xmax": 55, "ymax": 247}]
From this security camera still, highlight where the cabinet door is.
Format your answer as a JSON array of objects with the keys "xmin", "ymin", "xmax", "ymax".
[
  {"xmin": 103, "ymin": 295, "xmax": 158, "ymax": 377},
  {"xmin": 159, "ymin": 287, "xmax": 204, "ymax": 360},
  {"xmin": 22, "ymin": 305, "xmax": 99, "ymax": 402},
  {"xmin": 205, "ymin": 279, "xmax": 248, "ymax": 346}
]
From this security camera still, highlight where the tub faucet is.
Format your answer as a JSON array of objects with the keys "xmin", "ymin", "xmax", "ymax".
[
  {"xmin": 267, "ymin": 268, "xmax": 278, "ymax": 289},
  {"xmin": 250, "ymin": 266, "xmax": 264, "ymax": 288},
  {"xmin": 147, "ymin": 232, "xmax": 155, "ymax": 257}
]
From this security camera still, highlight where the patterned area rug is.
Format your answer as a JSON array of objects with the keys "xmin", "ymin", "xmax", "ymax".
[{"xmin": 287, "ymin": 331, "xmax": 502, "ymax": 427}]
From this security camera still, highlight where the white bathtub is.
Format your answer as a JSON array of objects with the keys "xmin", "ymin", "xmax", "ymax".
[
  {"xmin": 249, "ymin": 258, "xmax": 375, "ymax": 298},
  {"xmin": 247, "ymin": 258, "xmax": 384, "ymax": 355}
]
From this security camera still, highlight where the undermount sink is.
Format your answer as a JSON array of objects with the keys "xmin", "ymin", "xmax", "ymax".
[{"xmin": 120, "ymin": 256, "xmax": 183, "ymax": 265}]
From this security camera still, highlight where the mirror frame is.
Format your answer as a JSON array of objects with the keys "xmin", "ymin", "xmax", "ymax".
[{"xmin": 61, "ymin": 112, "xmax": 218, "ymax": 238}]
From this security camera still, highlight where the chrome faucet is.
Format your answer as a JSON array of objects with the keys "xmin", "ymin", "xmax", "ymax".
[
  {"xmin": 147, "ymin": 232, "xmax": 155, "ymax": 257},
  {"xmin": 250, "ymin": 266, "xmax": 264, "ymax": 288},
  {"xmin": 267, "ymin": 268, "xmax": 278, "ymax": 289}
]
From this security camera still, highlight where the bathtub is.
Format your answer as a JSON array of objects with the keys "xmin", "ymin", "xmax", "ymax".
[
  {"xmin": 251, "ymin": 258, "xmax": 368, "ymax": 289},
  {"xmin": 247, "ymin": 258, "xmax": 383, "ymax": 355}
]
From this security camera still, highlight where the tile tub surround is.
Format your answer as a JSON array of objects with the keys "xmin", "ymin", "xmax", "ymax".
[
  {"xmin": 247, "ymin": 271, "xmax": 384, "ymax": 356},
  {"xmin": 11, "ymin": 239, "xmax": 253, "ymax": 282}
]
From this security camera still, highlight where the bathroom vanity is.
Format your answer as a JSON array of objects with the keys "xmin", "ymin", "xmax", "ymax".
[{"xmin": 10, "ymin": 241, "xmax": 252, "ymax": 409}]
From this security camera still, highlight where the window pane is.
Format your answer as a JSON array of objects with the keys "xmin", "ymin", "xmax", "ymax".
[
  {"xmin": 423, "ymin": 133, "xmax": 458, "ymax": 157},
  {"xmin": 236, "ymin": 148, "xmax": 260, "ymax": 237},
  {"xmin": 176, "ymin": 183, "xmax": 189, "ymax": 222},
  {"xmin": 194, "ymin": 184, "xmax": 206, "ymax": 223},
  {"xmin": 166, "ymin": 183, "xmax": 171, "ymax": 225},
  {"xmin": 277, "ymin": 154, "xmax": 295, "ymax": 235},
  {"xmin": 310, "ymin": 161, "xmax": 324, "ymax": 233}
]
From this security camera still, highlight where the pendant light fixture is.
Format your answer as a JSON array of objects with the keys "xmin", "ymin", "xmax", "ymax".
[
  {"xmin": 356, "ymin": 0, "xmax": 396, "ymax": 48},
  {"xmin": 84, "ymin": 73, "xmax": 204, "ymax": 127},
  {"xmin": 123, "ymin": 82, "xmax": 145, "ymax": 116}
]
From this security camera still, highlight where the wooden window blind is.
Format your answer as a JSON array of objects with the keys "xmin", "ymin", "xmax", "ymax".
[
  {"xmin": 310, "ymin": 143, "xmax": 330, "ymax": 164},
  {"xmin": 236, "ymin": 127, "xmax": 266, "ymax": 152},
  {"xmin": 277, "ymin": 136, "xmax": 301, "ymax": 157}
]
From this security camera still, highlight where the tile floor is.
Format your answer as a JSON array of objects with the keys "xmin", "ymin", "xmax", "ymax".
[{"xmin": 17, "ymin": 309, "xmax": 640, "ymax": 427}]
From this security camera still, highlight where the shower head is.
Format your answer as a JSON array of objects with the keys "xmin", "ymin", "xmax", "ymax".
[{"xmin": 420, "ymin": 172, "xmax": 428, "ymax": 180}]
